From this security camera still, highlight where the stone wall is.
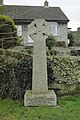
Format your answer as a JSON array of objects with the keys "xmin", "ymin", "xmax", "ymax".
[{"xmin": 55, "ymin": 23, "xmax": 68, "ymax": 46}]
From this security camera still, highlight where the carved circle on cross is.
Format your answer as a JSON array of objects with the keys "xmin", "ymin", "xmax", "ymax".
[{"xmin": 28, "ymin": 19, "xmax": 51, "ymax": 40}]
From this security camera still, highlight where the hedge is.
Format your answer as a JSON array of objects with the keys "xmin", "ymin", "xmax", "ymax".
[
  {"xmin": 50, "ymin": 55, "xmax": 80, "ymax": 84},
  {"xmin": 0, "ymin": 49, "xmax": 32, "ymax": 100},
  {"xmin": 0, "ymin": 49, "xmax": 80, "ymax": 100},
  {"xmin": 46, "ymin": 35, "xmax": 66, "ymax": 50}
]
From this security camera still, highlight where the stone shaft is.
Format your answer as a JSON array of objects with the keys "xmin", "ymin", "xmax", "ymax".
[{"xmin": 32, "ymin": 32, "xmax": 48, "ymax": 93}]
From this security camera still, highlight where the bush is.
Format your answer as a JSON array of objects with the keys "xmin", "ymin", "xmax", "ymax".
[
  {"xmin": 0, "ymin": 15, "xmax": 19, "ymax": 48},
  {"xmin": 68, "ymin": 32, "xmax": 75, "ymax": 46},
  {"xmin": 46, "ymin": 35, "xmax": 66, "ymax": 50},
  {"xmin": 0, "ymin": 49, "xmax": 32, "ymax": 100},
  {"xmin": 49, "ymin": 55, "xmax": 80, "ymax": 85},
  {"xmin": 55, "ymin": 41, "xmax": 66, "ymax": 47},
  {"xmin": 71, "ymin": 49, "xmax": 80, "ymax": 56},
  {"xmin": 46, "ymin": 35, "xmax": 56, "ymax": 50},
  {"xmin": 0, "ymin": 49, "xmax": 80, "ymax": 100}
]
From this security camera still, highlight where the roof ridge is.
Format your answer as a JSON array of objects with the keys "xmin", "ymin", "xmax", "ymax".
[{"xmin": 4, "ymin": 4, "xmax": 59, "ymax": 8}]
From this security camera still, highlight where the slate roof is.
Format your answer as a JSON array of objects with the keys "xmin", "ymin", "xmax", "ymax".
[{"xmin": 0, "ymin": 5, "xmax": 69, "ymax": 24}]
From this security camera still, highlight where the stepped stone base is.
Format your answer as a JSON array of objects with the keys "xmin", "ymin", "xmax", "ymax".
[{"xmin": 24, "ymin": 90, "xmax": 57, "ymax": 106}]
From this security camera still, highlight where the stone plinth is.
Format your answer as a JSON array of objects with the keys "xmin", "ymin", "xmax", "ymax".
[{"xmin": 24, "ymin": 90, "xmax": 57, "ymax": 106}]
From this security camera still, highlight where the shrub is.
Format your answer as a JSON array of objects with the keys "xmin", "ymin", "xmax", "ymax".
[
  {"xmin": 68, "ymin": 32, "xmax": 75, "ymax": 46},
  {"xmin": 46, "ymin": 35, "xmax": 66, "ymax": 49},
  {"xmin": 50, "ymin": 55, "xmax": 80, "ymax": 85},
  {"xmin": 71, "ymin": 49, "xmax": 80, "ymax": 56},
  {"xmin": 55, "ymin": 41, "xmax": 66, "ymax": 47},
  {"xmin": 0, "ymin": 49, "xmax": 32, "ymax": 100},
  {"xmin": 46, "ymin": 35, "xmax": 56, "ymax": 50},
  {"xmin": 0, "ymin": 15, "xmax": 19, "ymax": 48},
  {"xmin": 0, "ymin": 49, "xmax": 80, "ymax": 100}
]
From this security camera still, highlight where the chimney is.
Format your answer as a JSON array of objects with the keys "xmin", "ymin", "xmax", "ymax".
[
  {"xmin": 44, "ymin": 0, "xmax": 49, "ymax": 7},
  {"xmin": 0, "ymin": 0, "xmax": 3, "ymax": 6}
]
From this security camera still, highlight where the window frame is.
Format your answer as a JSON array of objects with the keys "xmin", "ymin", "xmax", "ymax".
[
  {"xmin": 49, "ymin": 22, "xmax": 60, "ymax": 36},
  {"xmin": 16, "ymin": 25, "xmax": 22, "ymax": 36}
]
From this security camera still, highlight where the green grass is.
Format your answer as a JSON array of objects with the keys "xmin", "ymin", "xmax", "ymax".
[{"xmin": 0, "ymin": 93, "xmax": 80, "ymax": 120}]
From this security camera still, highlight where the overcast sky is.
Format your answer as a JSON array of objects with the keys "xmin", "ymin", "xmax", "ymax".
[{"xmin": 4, "ymin": 0, "xmax": 80, "ymax": 31}]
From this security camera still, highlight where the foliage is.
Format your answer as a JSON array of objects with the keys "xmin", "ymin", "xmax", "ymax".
[
  {"xmin": 0, "ymin": 49, "xmax": 80, "ymax": 100},
  {"xmin": 0, "ymin": 93, "xmax": 80, "ymax": 120},
  {"xmin": 55, "ymin": 41, "xmax": 66, "ymax": 47},
  {"xmin": 0, "ymin": 49, "xmax": 32, "ymax": 100},
  {"xmin": 71, "ymin": 49, "xmax": 80, "ymax": 56},
  {"xmin": 0, "ymin": 15, "xmax": 16, "ymax": 30},
  {"xmin": 0, "ymin": 15, "xmax": 20, "ymax": 48},
  {"xmin": 46, "ymin": 35, "xmax": 66, "ymax": 51},
  {"xmin": 48, "ymin": 55, "xmax": 80, "ymax": 85},
  {"xmin": 46, "ymin": 35, "xmax": 56, "ymax": 50},
  {"xmin": 71, "ymin": 31, "xmax": 79, "ymax": 46},
  {"xmin": 68, "ymin": 32, "xmax": 75, "ymax": 46}
]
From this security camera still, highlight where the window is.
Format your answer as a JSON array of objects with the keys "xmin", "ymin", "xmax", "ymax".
[
  {"xmin": 16, "ymin": 25, "xmax": 22, "ymax": 36},
  {"xmin": 49, "ymin": 22, "xmax": 60, "ymax": 36},
  {"xmin": 28, "ymin": 35, "xmax": 33, "ymax": 43},
  {"xmin": 57, "ymin": 25, "xmax": 60, "ymax": 35}
]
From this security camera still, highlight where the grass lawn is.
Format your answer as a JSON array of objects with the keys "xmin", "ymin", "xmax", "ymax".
[{"xmin": 0, "ymin": 93, "xmax": 80, "ymax": 120}]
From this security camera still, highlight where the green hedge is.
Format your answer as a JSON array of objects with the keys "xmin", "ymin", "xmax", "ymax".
[
  {"xmin": 46, "ymin": 35, "xmax": 66, "ymax": 49},
  {"xmin": 55, "ymin": 41, "xmax": 66, "ymax": 47},
  {"xmin": 0, "ymin": 49, "xmax": 32, "ymax": 100},
  {"xmin": 48, "ymin": 55, "xmax": 80, "ymax": 85},
  {"xmin": 0, "ymin": 49, "xmax": 80, "ymax": 100}
]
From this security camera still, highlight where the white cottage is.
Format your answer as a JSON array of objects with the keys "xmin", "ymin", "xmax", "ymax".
[{"xmin": 0, "ymin": 0, "xmax": 69, "ymax": 46}]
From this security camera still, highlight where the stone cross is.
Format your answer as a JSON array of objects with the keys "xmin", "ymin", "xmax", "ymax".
[
  {"xmin": 28, "ymin": 19, "xmax": 50, "ymax": 93},
  {"xmin": 24, "ymin": 19, "xmax": 57, "ymax": 106}
]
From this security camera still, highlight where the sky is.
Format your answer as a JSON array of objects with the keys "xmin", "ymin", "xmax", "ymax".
[{"xmin": 4, "ymin": 0, "xmax": 80, "ymax": 31}]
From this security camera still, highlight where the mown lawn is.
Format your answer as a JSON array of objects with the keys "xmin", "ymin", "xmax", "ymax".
[{"xmin": 0, "ymin": 93, "xmax": 80, "ymax": 120}]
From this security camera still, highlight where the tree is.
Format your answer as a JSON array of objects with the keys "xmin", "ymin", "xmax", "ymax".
[{"xmin": 68, "ymin": 32, "xmax": 75, "ymax": 46}]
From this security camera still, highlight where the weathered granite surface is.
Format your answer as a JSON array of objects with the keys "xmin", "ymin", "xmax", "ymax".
[
  {"xmin": 29, "ymin": 19, "xmax": 50, "ymax": 93},
  {"xmin": 24, "ymin": 90, "xmax": 57, "ymax": 106},
  {"xmin": 24, "ymin": 19, "xmax": 57, "ymax": 106}
]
